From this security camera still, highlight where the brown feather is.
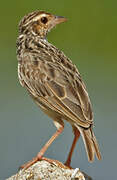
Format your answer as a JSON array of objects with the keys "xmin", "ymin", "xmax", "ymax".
[
  {"xmin": 17, "ymin": 11, "xmax": 101, "ymax": 163},
  {"xmin": 77, "ymin": 126, "xmax": 101, "ymax": 161}
]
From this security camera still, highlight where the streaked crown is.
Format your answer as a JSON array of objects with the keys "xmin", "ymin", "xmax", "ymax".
[{"xmin": 19, "ymin": 10, "xmax": 67, "ymax": 38}]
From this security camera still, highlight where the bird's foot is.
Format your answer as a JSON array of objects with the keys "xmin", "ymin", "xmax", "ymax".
[
  {"xmin": 20, "ymin": 156, "xmax": 39, "ymax": 170},
  {"xmin": 64, "ymin": 159, "xmax": 72, "ymax": 169},
  {"xmin": 20, "ymin": 155, "xmax": 69, "ymax": 170},
  {"xmin": 42, "ymin": 157, "xmax": 70, "ymax": 169}
]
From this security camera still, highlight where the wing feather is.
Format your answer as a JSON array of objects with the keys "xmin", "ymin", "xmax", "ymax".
[{"xmin": 18, "ymin": 54, "xmax": 93, "ymax": 128}]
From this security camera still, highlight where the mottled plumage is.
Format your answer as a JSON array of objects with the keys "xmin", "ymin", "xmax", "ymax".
[{"xmin": 17, "ymin": 11, "xmax": 101, "ymax": 168}]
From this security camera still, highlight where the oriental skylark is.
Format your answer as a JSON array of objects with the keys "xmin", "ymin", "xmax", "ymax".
[{"xmin": 17, "ymin": 11, "xmax": 101, "ymax": 169}]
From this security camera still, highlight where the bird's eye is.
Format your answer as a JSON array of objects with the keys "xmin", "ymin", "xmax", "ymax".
[{"xmin": 41, "ymin": 17, "xmax": 48, "ymax": 24}]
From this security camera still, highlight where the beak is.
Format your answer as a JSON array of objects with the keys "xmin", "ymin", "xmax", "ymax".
[{"xmin": 53, "ymin": 15, "xmax": 67, "ymax": 26}]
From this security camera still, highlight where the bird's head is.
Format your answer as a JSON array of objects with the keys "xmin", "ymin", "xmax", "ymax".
[{"xmin": 19, "ymin": 11, "xmax": 67, "ymax": 38}]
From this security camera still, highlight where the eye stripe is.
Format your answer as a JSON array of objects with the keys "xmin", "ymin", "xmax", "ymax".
[{"xmin": 33, "ymin": 14, "xmax": 47, "ymax": 21}]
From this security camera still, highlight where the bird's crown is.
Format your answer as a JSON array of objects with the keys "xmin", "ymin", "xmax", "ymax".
[{"xmin": 19, "ymin": 10, "xmax": 67, "ymax": 38}]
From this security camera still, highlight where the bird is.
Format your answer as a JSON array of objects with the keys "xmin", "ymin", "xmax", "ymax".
[{"xmin": 16, "ymin": 10, "xmax": 101, "ymax": 169}]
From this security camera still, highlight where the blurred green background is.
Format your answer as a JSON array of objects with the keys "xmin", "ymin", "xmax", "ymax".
[{"xmin": 0, "ymin": 0, "xmax": 117, "ymax": 179}]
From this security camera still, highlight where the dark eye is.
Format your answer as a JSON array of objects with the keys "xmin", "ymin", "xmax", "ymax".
[{"xmin": 41, "ymin": 17, "xmax": 48, "ymax": 24}]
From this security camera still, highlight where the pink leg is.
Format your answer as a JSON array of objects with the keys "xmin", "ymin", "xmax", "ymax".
[
  {"xmin": 65, "ymin": 127, "xmax": 80, "ymax": 167},
  {"xmin": 21, "ymin": 123, "xmax": 64, "ymax": 169}
]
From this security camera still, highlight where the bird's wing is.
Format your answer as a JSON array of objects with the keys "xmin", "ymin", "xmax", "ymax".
[{"xmin": 18, "ymin": 54, "xmax": 93, "ymax": 128}]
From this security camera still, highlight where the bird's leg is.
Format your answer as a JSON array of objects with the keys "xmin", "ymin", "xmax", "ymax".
[
  {"xmin": 20, "ymin": 122, "xmax": 64, "ymax": 169},
  {"xmin": 37, "ymin": 124, "xmax": 64, "ymax": 159},
  {"xmin": 65, "ymin": 127, "xmax": 80, "ymax": 167}
]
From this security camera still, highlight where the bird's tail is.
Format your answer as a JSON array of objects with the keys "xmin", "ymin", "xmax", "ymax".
[{"xmin": 77, "ymin": 126, "xmax": 101, "ymax": 162}]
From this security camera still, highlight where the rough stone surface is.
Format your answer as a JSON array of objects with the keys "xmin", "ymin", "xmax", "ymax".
[{"xmin": 6, "ymin": 160, "xmax": 92, "ymax": 180}]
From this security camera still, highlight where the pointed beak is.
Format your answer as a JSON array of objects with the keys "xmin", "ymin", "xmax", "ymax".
[
  {"xmin": 48, "ymin": 15, "xmax": 67, "ymax": 31},
  {"xmin": 53, "ymin": 15, "xmax": 67, "ymax": 26}
]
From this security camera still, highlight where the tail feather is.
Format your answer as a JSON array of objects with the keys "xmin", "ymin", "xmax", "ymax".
[
  {"xmin": 91, "ymin": 130, "xmax": 102, "ymax": 160},
  {"xmin": 77, "ymin": 126, "xmax": 101, "ymax": 162}
]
